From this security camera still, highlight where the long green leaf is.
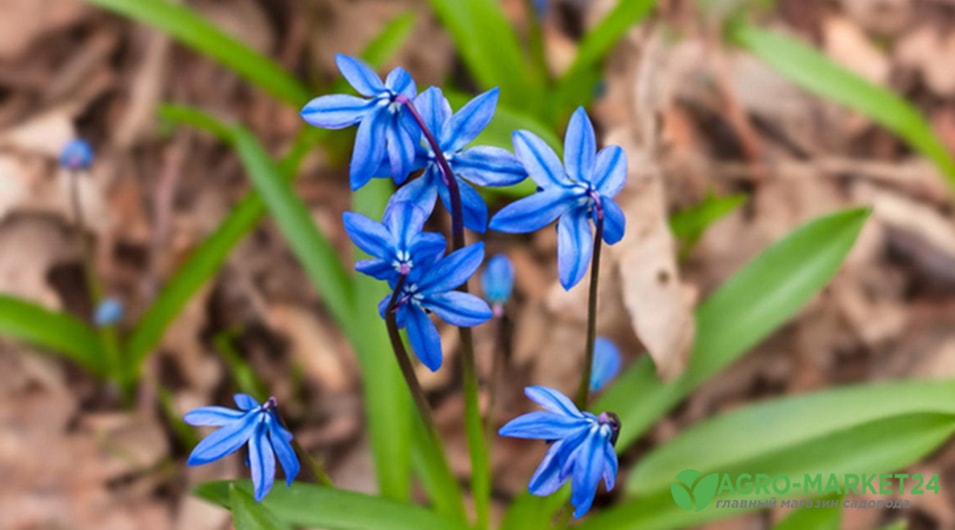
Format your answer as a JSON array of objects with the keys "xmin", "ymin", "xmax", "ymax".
[
  {"xmin": 83, "ymin": 0, "xmax": 310, "ymax": 107},
  {"xmin": 229, "ymin": 485, "xmax": 292, "ymax": 530},
  {"xmin": 580, "ymin": 381, "xmax": 955, "ymax": 530},
  {"xmin": 0, "ymin": 295, "xmax": 106, "ymax": 375},
  {"xmin": 730, "ymin": 23, "xmax": 955, "ymax": 189},
  {"xmin": 773, "ymin": 495, "xmax": 841, "ymax": 530},
  {"xmin": 500, "ymin": 208, "xmax": 870, "ymax": 529},
  {"xmin": 196, "ymin": 481, "xmax": 471, "ymax": 530}
]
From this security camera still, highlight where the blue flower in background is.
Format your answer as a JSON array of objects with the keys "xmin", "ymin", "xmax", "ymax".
[
  {"xmin": 300, "ymin": 54, "xmax": 418, "ymax": 190},
  {"xmin": 489, "ymin": 107, "xmax": 627, "ymax": 290},
  {"xmin": 499, "ymin": 386, "xmax": 620, "ymax": 518},
  {"xmin": 185, "ymin": 394, "xmax": 300, "ymax": 502},
  {"xmin": 93, "ymin": 297, "xmax": 123, "ymax": 327},
  {"xmin": 590, "ymin": 337, "xmax": 621, "ymax": 392},
  {"xmin": 392, "ymin": 87, "xmax": 525, "ymax": 233},
  {"xmin": 481, "ymin": 253, "xmax": 514, "ymax": 316},
  {"xmin": 60, "ymin": 139, "xmax": 94, "ymax": 170},
  {"xmin": 344, "ymin": 201, "xmax": 446, "ymax": 284},
  {"xmin": 382, "ymin": 242, "xmax": 493, "ymax": 371}
]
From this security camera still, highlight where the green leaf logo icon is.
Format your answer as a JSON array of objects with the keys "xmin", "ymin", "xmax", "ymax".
[{"xmin": 671, "ymin": 470, "xmax": 719, "ymax": 511}]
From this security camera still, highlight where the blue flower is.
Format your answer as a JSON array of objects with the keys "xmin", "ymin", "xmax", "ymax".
[
  {"xmin": 499, "ymin": 386, "xmax": 620, "ymax": 518},
  {"xmin": 489, "ymin": 107, "xmax": 627, "ymax": 290},
  {"xmin": 343, "ymin": 201, "xmax": 446, "ymax": 284},
  {"xmin": 93, "ymin": 297, "xmax": 123, "ymax": 326},
  {"xmin": 381, "ymin": 242, "xmax": 493, "ymax": 371},
  {"xmin": 392, "ymin": 87, "xmax": 525, "ymax": 233},
  {"xmin": 185, "ymin": 394, "xmax": 300, "ymax": 502},
  {"xmin": 481, "ymin": 253, "xmax": 514, "ymax": 315},
  {"xmin": 60, "ymin": 139, "xmax": 94, "ymax": 170},
  {"xmin": 300, "ymin": 54, "xmax": 418, "ymax": 190},
  {"xmin": 590, "ymin": 337, "xmax": 621, "ymax": 392}
]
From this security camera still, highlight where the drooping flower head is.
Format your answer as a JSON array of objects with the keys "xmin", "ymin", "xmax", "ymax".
[
  {"xmin": 590, "ymin": 337, "xmax": 621, "ymax": 392},
  {"xmin": 60, "ymin": 139, "xmax": 94, "ymax": 170},
  {"xmin": 481, "ymin": 253, "xmax": 514, "ymax": 316},
  {"xmin": 343, "ymin": 201, "xmax": 445, "ymax": 284},
  {"xmin": 499, "ymin": 386, "xmax": 620, "ymax": 518},
  {"xmin": 489, "ymin": 107, "xmax": 627, "ymax": 289},
  {"xmin": 393, "ymin": 87, "xmax": 525, "ymax": 232},
  {"xmin": 300, "ymin": 54, "xmax": 418, "ymax": 190},
  {"xmin": 381, "ymin": 242, "xmax": 493, "ymax": 371},
  {"xmin": 185, "ymin": 394, "xmax": 300, "ymax": 502}
]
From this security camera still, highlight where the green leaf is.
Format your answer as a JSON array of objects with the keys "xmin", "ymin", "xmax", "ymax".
[
  {"xmin": 196, "ymin": 481, "xmax": 471, "ymax": 530},
  {"xmin": 579, "ymin": 381, "xmax": 955, "ymax": 530},
  {"xmin": 229, "ymin": 485, "xmax": 292, "ymax": 530},
  {"xmin": 669, "ymin": 193, "xmax": 746, "ymax": 247},
  {"xmin": 730, "ymin": 23, "xmax": 955, "ymax": 190},
  {"xmin": 552, "ymin": 0, "xmax": 657, "ymax": 116},
  {"xmin": 83, "ymin": 0, "xmax": 310, "ymax": 107},
  {"xmin": 773, "ymin": 495, "xmax": 841, "ymax": 530},
  {"xmin": 0, "ymin": 295, "xmax": 106, "ymax": 375},
  {"xmin": 500, "ymin": 208, "xmax": 870, "ymax": 528}
]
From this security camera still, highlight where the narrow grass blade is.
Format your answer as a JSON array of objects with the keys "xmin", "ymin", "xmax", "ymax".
[
  {"xmin": 229, "ymin": 485, "xmax": 292, "ymax": 530},
  {"xmin": 197, "ymin": 481, "xmax": 471, "ymax": 530},
  {"xmin": 731, "ymin": 23, "xmax": 955, "ymax": 190},
  {"xmin": 83, "ymin": 0, "xmax": 310, "ymax": 106},
  {"xmin": 0, "ymin": 295, "xmax": 106, "ymax": 376}
]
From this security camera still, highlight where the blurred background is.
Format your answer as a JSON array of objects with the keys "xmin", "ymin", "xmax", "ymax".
[{"xmin": 1, "ymin": 0, "xmax": 955, "ymax": 528}]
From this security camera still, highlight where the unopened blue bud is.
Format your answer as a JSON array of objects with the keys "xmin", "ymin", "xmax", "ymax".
[
  {"xmin": 93, "ymin": 297, "xmax": 123, "ymax": 326},
  {"xmin": 60, "ymin": 139, "xmax": 94, "ymax": 170},
  {"xmin": 590, "ymin": 337, "xmax": 621, "ymax": 392},
  {"xmin": 481, "ymin": 254, "xmax": 514, "ymax": 311}
]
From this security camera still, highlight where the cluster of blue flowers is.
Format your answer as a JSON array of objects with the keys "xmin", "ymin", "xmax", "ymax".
[{"xmin": 184, "ymin": 54, "xmax": 628, "ymax": 517}]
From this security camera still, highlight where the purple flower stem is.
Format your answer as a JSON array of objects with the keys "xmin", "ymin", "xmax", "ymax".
[
  {"xmin": 574, "ymin": 208, "xmax": 605, "ymax": 410},
  {"xmin": 397, "ymin": 95, "xmax": 490, "ymax": 529}
]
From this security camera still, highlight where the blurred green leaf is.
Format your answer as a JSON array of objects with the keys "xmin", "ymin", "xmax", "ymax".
[
  {"xmin": 83, "ymin": 0, "xmax": 309, "ymax": 106},
  {"xmin": 0, "ymin": 295, "xmax": 106, "ymax": 375},
  {"xmin": 196, "ymin": 481, "xmax": 471, "ymax": 530},
  {"xmin": 501, "ymin": 208, "xmax": 870, "ymax": 529},
  {"xmin": 773, "ymin": 495, "xmax": 841, "ymax": 530},
  {"xmin": 731, "ymin": 23, "xmax": 955, "ymax": 190},
  {"xmin": 670, "ymin": 193, "xmax": 747, "ymax": 254},
  {"xmin": 580, "ymin": 381, "xmax": 955, "ymax": 530},
  {"xmin": 229, "ymin": 485, "xmax": 291, "ymax": 530}
]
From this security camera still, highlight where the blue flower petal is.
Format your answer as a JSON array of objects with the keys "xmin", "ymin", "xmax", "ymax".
[
  {"xmin": 592, "ymin": 145, "xmax": 627, "ymax": 197},
  {"xmin": 184, "ymin": 406, "xmax": 245, "ymax": 426},
  {"xmin": 385, "ymin": 66, "xmax": 417, "ymax": 99},
  {"xmin": 442, "ymin": 88, "xmax": 498, "ymax": 151},
  {"xmin": 601, "ymin": 437, "xmax": 618, "ymax": 491},
  {"xmin": 409, "ymin": 233, "xmax": 447, "ymax": 270},
  {"xmin": 513, "ymin": 130, "xmax": 569, "ymax": 189},
  {"xmin": 234, "ymin": 394, "xmax": 260, "ymax": 410},
  {"xmin": 564, "ymin": 107, "xmax": 597, "ymax": 184},
  {"xmin": 249, "ymin": 422, "xmax": 276, "ymax": 501},
  {"xmin": 590, "ymin": 337, "xmax": 622, "ymax": 392},
  {"xmin": 355, "ymin": 259, "xmax": 394, "ymax": 280},
  {"xmin": 343, "ymin": 211, "xmax": 394, "ymax": 260},
  {"xmin": 405, "ymin": 306, "xmax": 443, "ymax": 371},
  {"xmin": 489, "ymin": 188, "xmax": 575, "ymax": 234},
  {"xmin": 187, "ymin": 411, "xmax": 260, "ymax": 465},
  {"xmin": 383, "ymin": 201, "xmax": 429, "ymax": 250},
  {"xmin": 413, "ymin": 87, "xmax": 451, "ymax": 142},
  {"xmin": 481, "ymin": 254, "xmax": 514, "ymax": 305},
  {"xmin": 524, "ymin": 386, "xmax": 582, "ymax": 418},
  {"xmin": 453, "ymin": 146, "xmax": 526, "ymax": 187},
  {"xmin": 425, "ymin": 291, "xmax": 492, "ymax": 327},
  {"xmin": 557, "ymin": 211, "xmax": 594, "ymax": 290},
  {"xmin": 269, "ymin": 420, "xmax": 300, "ymax": 487},
  {"xmin": 392, "ymin": 166, "xmax": 439, "ymax": 211},
  {"xmin": 498, "ymin": 411, "xmax": 590, "ymax": 439},
  {"xmin": 601, "ymin": 197, "xmax": 626, "ymax": 245},
  {"xmin": 448, "ymin": 178, "xmax": 488, "ymax": 233},
  {"xmin": 350, "ymin": 108, "xmax": 388, "ymax": 190},
  {"xmin": 335, "ymin": 54, "xmax": 385, "ymax": 97},
  {"xmin": 570, "ymin": 432, "xmax": 605, "ymax": 518},
  {"xmin": 418, "ymin": 242, "xmax": 484, "ymax": 294},
  {"xmin": 300, "ymin": 94, "xmax": 374, "ymax": 129},
  {"xmin": 527, "ymin": 439, "xmax": 570, "ymax": 496},
  {"xmin": 386, "ymin": 122, "xmax": 416, "ymax": 183}
]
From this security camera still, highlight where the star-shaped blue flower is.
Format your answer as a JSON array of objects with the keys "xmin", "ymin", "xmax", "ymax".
[
  {"xmin": 499, "ymin": 386, "xmax": 620, "ymax": 518},
  {"xmin": 343, "ymin": 201, "xmax": 446, "ymax": 284},
  {"xmin": 392, "ymin": 87, "xmax": 525, "ymax": 233},
  {"xmin": 185, "ymin": 394, "xmax": 300, "ymax": 502},
  {"xmin": 489, "ymin": 107, "xmax": 627, "ymax": 289},
  {"xmin": 381, "ymin": 242, "xmax": 493, "ymax": 371},
  {"xmin": 300, "ymin": 54, "xmax": 418, "ymax": 190}
]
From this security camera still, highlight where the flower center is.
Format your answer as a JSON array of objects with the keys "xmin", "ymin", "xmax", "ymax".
[
  {"xmin": 597, "ymin": 411, "xmax": 621, "ymax": 446},
  {"xmin": 392, "ymin": 250, "xmax": 413, "ymax": 275}
]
